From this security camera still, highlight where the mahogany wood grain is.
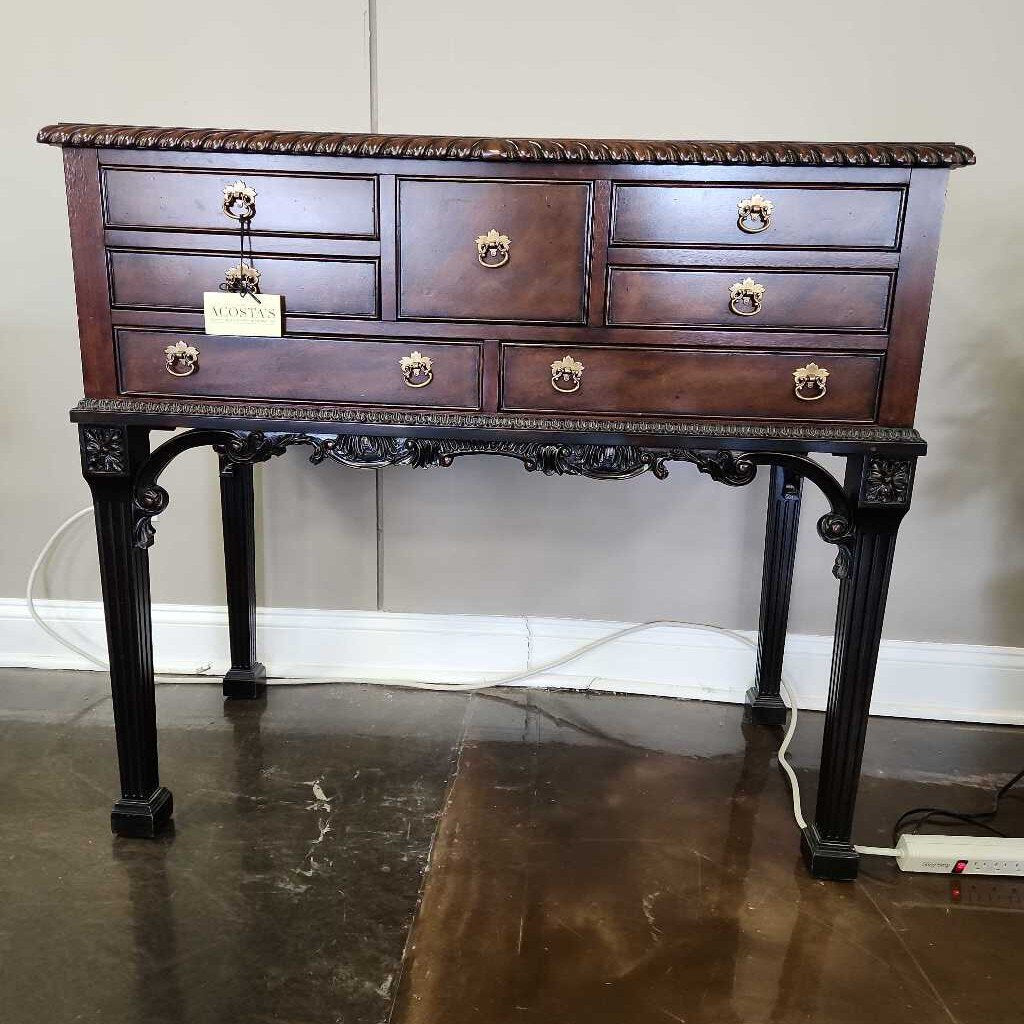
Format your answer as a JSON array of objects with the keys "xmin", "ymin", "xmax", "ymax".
[
  {"xmin": 108, "ymin": 307, "xmax": 891, "ymax": 350},
  {"xmin": 48, "ymin": 138, "xmax": 967, "ymax": 430},
  {"xmin": 877, "ymin": 169, "xmax": 949, "ymax": 425},
  {"xmin": 586, "ymin": 179, "xmax": 612, "ymax": 327},
  {"xmin": 500, "ymin": 345, "xmax": 880, "ymax": 421},
  {"xmin": 117, "ymin": 331, "xmax": 482, "ymax": 409},
  {"xmin": 108, "ymin": 251, "xmax": 378, "ymax": 318},
  {"xmin": 606, "ymin": 268, "xmax": 893, "ymax": 331},
  {"xmin": 607, "ymin": 247, "xmax": 899, "ymax": 270},
  {"xmin": 611, "ymin": 184, "xmax": 904, "ymax": 249},
  {"xmin": 103, "ymin": 168, "xmax": 377, "ymax": 237},
  {"xmin": 397, "ymin": 179, "xmax": 591, "ymax": 323},
  {"xmin": 63, "ymin": 149, "xmax": 117, "ymax": 396},
  {"xmin": 104, "ymin": 229, "xmax": 380, "ymax": 259},
  {"xmin": 378, "ymin": 175, "xmax": 399, "ymax": 321}
]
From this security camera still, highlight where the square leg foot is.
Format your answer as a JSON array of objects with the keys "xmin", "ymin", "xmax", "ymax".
[
  {"xmin": 744, "ymin": 685, "xmax": 788, "ymax": 726},
  {"xmin": 800, "ymin": 824, "xmax": 859, "ymax": 880},
  {"xmin": 111, "ymin": 787, "xmax": 174, "ymax": 838},
  {"xmin": 223, "ymin": 663, "xmax": 267, "ymax": 700}
]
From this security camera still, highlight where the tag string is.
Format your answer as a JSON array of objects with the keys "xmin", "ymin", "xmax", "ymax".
[{"xmin": 219, "ymin": 215, "xmax": 262, "ymax": 303}]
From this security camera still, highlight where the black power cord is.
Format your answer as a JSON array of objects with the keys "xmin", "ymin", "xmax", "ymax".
[{"xmin": 891, "ymin": 766, "xmax": 1024, "ymax": 847}]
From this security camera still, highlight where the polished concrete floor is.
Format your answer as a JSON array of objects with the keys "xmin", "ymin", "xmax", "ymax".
[{"xmin": 0, "ymin": 669, "xmax": 1021, "ymax": 1024}]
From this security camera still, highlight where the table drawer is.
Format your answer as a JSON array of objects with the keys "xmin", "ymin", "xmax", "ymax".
[
  {"xmin": 103, "ymin": 168, "xmax": 377, "ymax": 237},
  {"xmin": 501, "ymin": 345, "xmax": 881, "ymax": 421},
  {"xmin": 117, "ymin": 332, "xmax": 482, "ymax": 409},
  {"xmin": 607, "ymin": 268, "xmax": 892, "ymax": 331},
  {"xmin": 398, "ymin": 178, "xmax": 591, "ymax": 324},
  {"xmin": 109, "ymin": 251, "xmax": 378, "ymax": 318},
  {"xmin": 611, "ymin": 184, "xmax": 903, "ymax": 249}
]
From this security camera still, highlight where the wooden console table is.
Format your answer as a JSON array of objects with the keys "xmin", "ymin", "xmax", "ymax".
[{"xmin": 39, "ymin": 123, "xmax": 973, "ymax": 879}]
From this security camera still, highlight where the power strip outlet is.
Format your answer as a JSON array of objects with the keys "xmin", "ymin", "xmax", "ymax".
[{"xmin": 895, "ymin": 835, "xmax": 1024, "ymax": 875}]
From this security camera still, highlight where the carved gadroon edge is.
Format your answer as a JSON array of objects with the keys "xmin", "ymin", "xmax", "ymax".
[
  {"xmin": 38, "ymin": 124, "xmax": 976, "ymax": 168},
  {"xmin": 73, "ymin": 399, "xmax": 924, "ymax": 445},
  {"xmin": 121, "ymin": 430, "xmax": 863, "ymax": 579}
]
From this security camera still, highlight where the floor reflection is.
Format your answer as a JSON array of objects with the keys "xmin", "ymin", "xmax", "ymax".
[{"xmin": 1, "ymin": 671, "xmax": 1021, "ymax": 1024}]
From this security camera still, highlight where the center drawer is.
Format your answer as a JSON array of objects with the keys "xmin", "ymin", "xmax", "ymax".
[
  {"xmin": 501, "ymin": 345, "xmax": 881, "ymax": 421},
  {"xmin": 398, "ymin": 178, "xmax": 592, "ymax": 324},
  {"xmin": 116, "ymin": 331, "xmax": 481, "ymax": 409}
]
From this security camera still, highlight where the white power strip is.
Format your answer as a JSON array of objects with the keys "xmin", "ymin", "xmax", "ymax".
[{"xmin": 895, "ymin": 835, "xmax": 1024, "ymax": 875}]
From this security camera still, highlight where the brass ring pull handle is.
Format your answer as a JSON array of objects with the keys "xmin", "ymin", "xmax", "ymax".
[
  {"xmin": 165, "ymin": 340, "xmax": 200, "ymax": 377},
  {"xmin": 222, "ymin": 180, "xmax": 257, "ymax": 221},
  {"xmin": 551, "ymin": 354, "xmax": 584, "ymax": 394},
  {"xmin": 400, "ymin": 350, "xmax": 433, "ymax": 388},
  {"xmin": 729, "ymin": 277, "xmax": 766, "ymax": 317},
  {"xmin": 792, "ymin": 362, "xmax": 830, "ymax": 401},
  {"xmin": 737, "ymin": 194, "xmax": 773, "ymax": 234},
  {"xmin": 476, "ymin": 229, "xmax": 511, "ymax": 268}
]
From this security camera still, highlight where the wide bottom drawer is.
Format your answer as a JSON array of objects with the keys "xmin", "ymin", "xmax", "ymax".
[
  {"xmin": 500, "ymin": 345, "xmax": 881, "ymax": 421},
  {"xmin": 117, "ymin": 331, "xmax": 482, "ymax": 409}
]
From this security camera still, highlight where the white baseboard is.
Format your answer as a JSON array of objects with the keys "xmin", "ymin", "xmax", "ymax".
[{"xmin": 1, "ymin": 598, "xmax": 1022, "ymax": 725}]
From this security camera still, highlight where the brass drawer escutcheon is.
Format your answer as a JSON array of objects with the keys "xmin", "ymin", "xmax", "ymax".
[
  {"xmin": 223, "ymin": 265, "xmax": 261, "ymax": 292},
  {"xmin": 476, "ymin": 228, "xmax": 511, "ymax": 268},
  {"xmin": 222, "ymin": 180, "xmax": 257, "ymax": 221},
  {"xmin": 729, "ymin": 277, "xmax": 766, "ymax": 317},
  {"xmin": 551, "ymin": 354, "xmax": 584, "ymax": 393},
  {"xmin": 400, "ymin": 350, "xmax": 433, "ymax": 388},
  {"xmin": 737, "ymin": 193, "xmax": 774, "ymax": 233},
  {"xmin": 165, "ymin": 340, "xmax": 200, "ymax": 377},
  {"xmin": 792, "ymin": 362, "xmax": 830, "ymax": 401}
]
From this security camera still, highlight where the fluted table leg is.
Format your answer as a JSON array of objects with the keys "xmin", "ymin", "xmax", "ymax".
[
  {"xmin": 80, "ymin": 424, "xmax": 173, "ymax": 837},
  {"xmin": 801, "ymin": 454, "xmax": 916, "ymax": 880},
  {"xmin": 219, "ymin": 458, "xmax": 266, "ymax": 699},
  {"xmin": 748, "ymin": 465, "xmax": 803, "ymax": 725}
]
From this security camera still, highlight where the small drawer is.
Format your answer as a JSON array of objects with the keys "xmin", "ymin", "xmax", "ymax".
[
  {"xmin": 117, "ymin": 331, "xmax": 482, "ymax": 409},
  {"xmin": 109, "ymin": 250, "xmax": 378, "ymax": 318},
  {"xmin": 606, "ymin": 268, "xmax": 892, "ymax": 331},
  {"xmin": 611, "ymin": 184, "xmax": 903, "ymax": 249},
  {"xmin": 501, "ymin": 345, "xmax": 880, "ymax": 421},
  {"xmin": 398, "ymin": 178, "xmax": 591, "ymax": 324},
  {"xmin": 103, "ymin": 168, "xmax": 377, "ymax": 237}
]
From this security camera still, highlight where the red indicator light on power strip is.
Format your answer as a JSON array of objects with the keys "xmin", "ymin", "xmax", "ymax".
[{"xmin": 952, "ymin": 860, "xmax": 969, "ymax": 874}]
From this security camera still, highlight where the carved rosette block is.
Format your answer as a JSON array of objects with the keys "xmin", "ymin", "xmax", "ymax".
[
  {"xmin": 80, "ymin": 425, "xmax": 129, "ymax": 476},
  {"xmin": 860, "ymin": 457, "xmax": 914, "ymax": 506}
]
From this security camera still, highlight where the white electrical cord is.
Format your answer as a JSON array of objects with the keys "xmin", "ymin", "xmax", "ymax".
[
  {"xmin": 27, "ymin": 506, "xmax": 895, "ymax": 857},
  {"xmin": 777, "ymin": 677, "xmax": 808, "ymax": 830},
  {"xmin": 27, "ymin": 506, "xmax": 108, "ymax": 669}
]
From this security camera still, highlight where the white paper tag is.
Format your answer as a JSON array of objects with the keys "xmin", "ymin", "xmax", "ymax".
[{"xmin": 203, "ymin": 292, "xmax": 283, "ymax": 337}]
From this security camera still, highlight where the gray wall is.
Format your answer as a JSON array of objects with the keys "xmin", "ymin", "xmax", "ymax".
[{"xmin": 3, "ymin": 0, "xmax": 1021, "ymax": 647}]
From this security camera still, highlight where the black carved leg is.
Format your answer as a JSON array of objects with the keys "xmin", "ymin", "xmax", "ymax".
[
  {"xmin": 219, "ymin": 458, "xmax": 266, "ymax": 699},
  {"xmin": 801, "ymin": 454, "xmax": 915, "ymax": 880},
  {"xmin": 80, "ymin": 424, "xmax": 173, "ymax": 838},
  {"xmin": 747, "ymin": 465, "xmax": 803, "ymax": 725}
]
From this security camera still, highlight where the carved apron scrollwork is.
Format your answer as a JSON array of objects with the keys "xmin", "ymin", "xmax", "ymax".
[{"xmin": 116, "ymin": 431, "xmax": 859, "ymax": 562}]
